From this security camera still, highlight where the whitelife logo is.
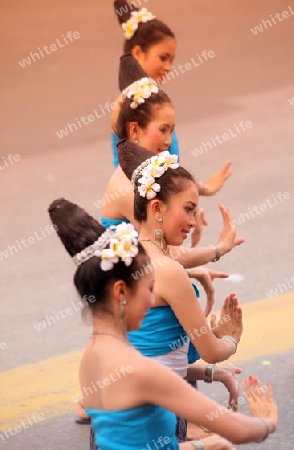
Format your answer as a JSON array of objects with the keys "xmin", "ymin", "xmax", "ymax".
[
  {"xmin": 18, "ymin": 31, "xmax": 81, "ymax": 68},
  {"xmin": 250, "ymin": 5, "xmax": 294, "ymax": 35}
]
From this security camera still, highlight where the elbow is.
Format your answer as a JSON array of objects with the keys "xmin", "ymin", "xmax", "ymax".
[
  {"xmin": 204, "ymin": 355, "xmax": 221, "ymax": 364},
  {"xmin": 199, "ymin": 349, "xmax": 222, "ymax": 364}
]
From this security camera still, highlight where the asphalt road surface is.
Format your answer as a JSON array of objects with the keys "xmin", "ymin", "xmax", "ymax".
[{"xmin": 1, "ymin": 0, "xmax": 294, "ymax": 449}]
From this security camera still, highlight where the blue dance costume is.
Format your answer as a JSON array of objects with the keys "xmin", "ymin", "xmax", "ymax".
[
  {"xmin": 86, "ymin": 404, "xmax": 179, "ymax": 450},
  {"xmin": 100, "ymin": 218, "xmax": 200, "ymax": 365},
  {"xmin": 128, "ymin": 303, "xmax": 200, "ymax": 365},
  {"xmin": 111, "ymin": 131, "xmax": 180, "ymax": 168},
  {"xmin": 100, "ymin": 217, "xmax": 130, "ymax": 229}
]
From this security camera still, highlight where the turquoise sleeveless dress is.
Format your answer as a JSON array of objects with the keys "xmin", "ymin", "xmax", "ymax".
[
  {"xmin": 128, "ymin": 302, "xmax": 200, "ymax": 364},
  {"xmin": 100, "ymin": 218, "xmax": 200, "ymax": 364},
  {"xmin": 111, "ymin": 131, "xmax": 180, "ymax": 168},
  {"xmin": 86, "ymin": 404, "xmax": 179, "ymax": 449},
  {"xmin": 100, "ymin": 217, "xmax": 130, "ymax": 229}
]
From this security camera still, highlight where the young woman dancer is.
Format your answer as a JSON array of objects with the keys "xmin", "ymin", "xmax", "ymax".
[
  {"xmin": 49, "ymin": 198, "xmax": 278, "ymax": 450},
  {"xmin": 102, "ymin": 57, "xmax": 245, "ymax": 271},
  {"xmin": 116, "ymin": 139, "xmax": 245, "ymax": 441},
  {"xmin": 111, "ymin": 2, "xmax": 232, "ymax": 201}
]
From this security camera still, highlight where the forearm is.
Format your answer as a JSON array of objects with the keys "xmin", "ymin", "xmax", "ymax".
[
  {"xmin": 204, "ymin": 412, "xmax": 275, "ymax": 445},
  {"xmin": 169, "ymin": 245, "xmax": 221, "ymax": 269},
  {"xmin": 186, "ymin": 362, "xmax": 212, "ymax": 382}
]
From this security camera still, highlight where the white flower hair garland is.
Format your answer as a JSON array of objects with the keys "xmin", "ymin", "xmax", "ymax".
[
  {"xmin": 122, "ymin": 8, "xmax": 156, "ymax": 39},
  {"xmin": 73, "ymin": 222, "xmax": 138, "ymax": 271},
  {"xmin": 134, "ymin": 151, "xmax": 179, "ymax": 200},
  {"xmin": 122, "ymin": 77, "xmax": 159, "ymax": 109}
]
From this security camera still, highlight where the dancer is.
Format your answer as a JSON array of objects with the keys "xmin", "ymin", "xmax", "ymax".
[
  {"xmin": 111, "ymin": 2, "xmax": 232, "ymax": 201},
  {"xmin": 101, "ymin": 62, "xmax": 244, "ymax": 271},
  {"xmin": 49, "ymin": 198, "xmax": 278, "ymax": 449},
  {"xmin": 117, "ymin": 139, "xmax": 244, "ymax": 441}
]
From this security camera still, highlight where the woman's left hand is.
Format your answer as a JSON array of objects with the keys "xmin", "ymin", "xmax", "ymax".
[{"xmin": 202, "ymin": 160, "xmax": 232, "ymax": 196}]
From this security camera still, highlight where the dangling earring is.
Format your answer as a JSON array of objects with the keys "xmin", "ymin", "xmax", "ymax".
[
  {"xmin": 119, "ymin": 298, "xmax": 127, "ymax": 331},
  {"xmin": 154, "ymin": 216, "xmax": 163, "ymax": 248}
]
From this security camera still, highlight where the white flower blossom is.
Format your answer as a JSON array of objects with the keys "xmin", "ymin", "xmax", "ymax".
[
  {"xmin": 122, "ymin": 9, "xmax": 155, "ymax": 39},
  {"xmin": 122, "ymin": 18, "xmax": 138, "ymax": 39},
  {"xmin": 137, "ymin": 151, "xmax": 179, "ymax": 200}
]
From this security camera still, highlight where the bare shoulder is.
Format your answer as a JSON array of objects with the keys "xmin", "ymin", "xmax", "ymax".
[
  {"xmin": 102, "ymin": 168, "xmax": 134, "ymax": 220},
  {"xmin": 157, "ymin": 255, "xmax": 187, "ymax": 282}
]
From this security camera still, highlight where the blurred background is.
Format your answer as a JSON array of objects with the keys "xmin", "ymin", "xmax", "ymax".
[{"xmin": 1, "ymin": 1, "xmax": 294, "ymax": 449}]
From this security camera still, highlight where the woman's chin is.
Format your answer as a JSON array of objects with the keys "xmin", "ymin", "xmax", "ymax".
[{"xmin": 167, "ymin": 236, "xmax": 185, "ymax": 247}]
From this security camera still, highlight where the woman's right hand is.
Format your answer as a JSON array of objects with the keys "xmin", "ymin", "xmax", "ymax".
[
  {"xmin": 210, "ymin": 293, "xmax": 243, "ymax": 344},
  {"xmin": 243, "ymin": 376, "xmax": 278, "ymax": 432},
  {"xmin": 216, "ymin": 202, "xmax": 245, "ymax": 256},
  {"xmin": 191, "ymin": 208, "xmax": 208, "ymax": 248}
]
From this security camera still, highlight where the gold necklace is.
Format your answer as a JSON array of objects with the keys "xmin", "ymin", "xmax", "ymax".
[
  {"xmin": 91, "ymin": 331, "xmax": 130, "ymax": 345},
  {"xmin": 140, "ymin": 239, "xmax": 171, "ymax": 257}
]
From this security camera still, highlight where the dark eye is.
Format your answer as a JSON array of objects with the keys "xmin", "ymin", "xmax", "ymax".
[
  {"xmin": 160, "ymin": 56, "xmax": 167, "ymax": 62},
  {"xmin": 185, "ymin": 207, "xmax": 193, "ymax": 213},
  {"xmin": 160, "ymin": 127, "xmax": 168, "ymax": 133}
]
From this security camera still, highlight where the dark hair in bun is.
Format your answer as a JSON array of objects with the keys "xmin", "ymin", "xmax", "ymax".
[
  {"xmin": 116, "ymin": 56, "xmax": 172, "ymax": 139},
  {"xmin": 48, "ymin": 198, "xmax": 148, "ymax": 312},
  {"xmin": 114, "ymin": 1, "xmax": 175, "ymax": 54},
  {"xmin": 118, "ymin": 140, "xmax": 196, "ymax": 221}
]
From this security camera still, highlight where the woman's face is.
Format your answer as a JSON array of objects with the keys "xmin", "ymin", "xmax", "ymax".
[
  {"xmin": 160, "ymin": 181, "xmax": 199, "ymax": 246},
  {"xmin": 137, "ymin": 103, "xmax": 175, "ymax": 155},
  {"xmin": 126, "ymin": 267, "xmax": 155, "ymax": 331},
  {"xmin": 133, "ymin": 37, "xmax": 176, "ymax": 82}
]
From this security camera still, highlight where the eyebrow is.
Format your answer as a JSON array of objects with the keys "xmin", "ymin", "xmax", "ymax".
[{"xmin": 185, "ymin": 201, "xmax": 197, "ymax": 208}]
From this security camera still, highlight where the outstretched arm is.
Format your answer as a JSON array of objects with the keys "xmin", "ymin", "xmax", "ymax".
[
  {"xmin": 169, "ymin": 202, "xmax": 245, "ymax": 269},
  {"xmin": 135, "ymin": 358, "xmax": 277, "ymax": 445}
]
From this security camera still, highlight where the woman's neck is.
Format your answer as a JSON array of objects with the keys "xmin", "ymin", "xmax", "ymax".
[{"xmin": 92, "ymin": 314, "xmax": 127, "ymax": 340}]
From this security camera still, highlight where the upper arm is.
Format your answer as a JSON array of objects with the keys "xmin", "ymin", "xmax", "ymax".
[{"xmin": 157, "ymin": 263, "xmax": 224, "ymax": 363}]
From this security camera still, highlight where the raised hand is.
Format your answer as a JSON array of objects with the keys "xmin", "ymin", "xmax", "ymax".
[
  {"xmin": 191, "ymin": 208, "xmax": 208, "ymax": 248},
  {"xmin": 210, "ymin": 293, "xmax": 243, "ymax": 344},
  {"xmin": 201, "ymin": 160, "xmax": 233, "ymax": 196},
  {"xmin": 243, "ymin": 376, "xmax": 278, "ymax": 430},
  {"xmin": 189, "ymin": 267, "xmax": 229, "ymax": 316},
  {"xmin": 217, "ymin": 202, "xmax": 245, "ymax": 256}
]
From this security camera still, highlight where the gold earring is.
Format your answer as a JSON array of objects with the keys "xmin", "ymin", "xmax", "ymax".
[
  {"xmin": 119, "ymin": 298, "xmax": 127, "ymax": 331},
  {"xmin": 154, "ymin": 217, "xmax": 163, "ymax": 247}
]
